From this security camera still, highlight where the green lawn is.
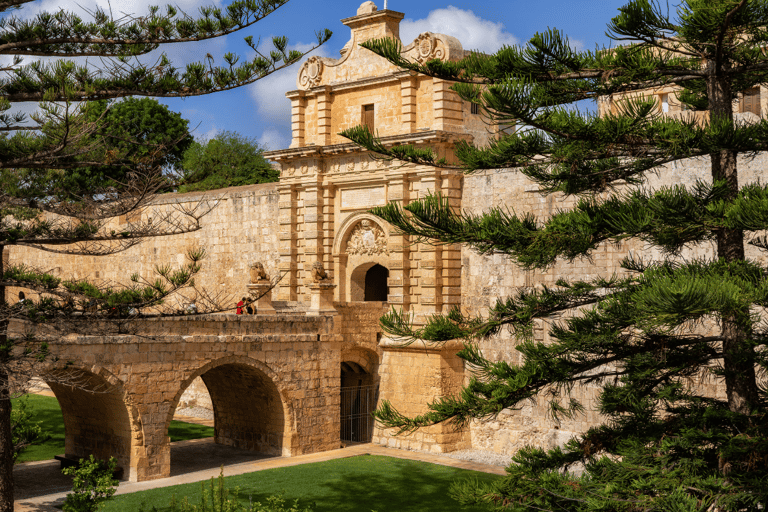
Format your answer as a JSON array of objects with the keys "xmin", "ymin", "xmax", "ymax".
[
  {"xmin": 102, "ymin": 455, "xmax": 500, "ymax": 512},
  {"xmin": 12, "ymin": 394, "xmax": 214, "ymax": 464}
]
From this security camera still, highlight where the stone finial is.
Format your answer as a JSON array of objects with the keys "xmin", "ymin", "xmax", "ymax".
[
  {"xmin": 311, "ymin": 261, "xmax": 329, "ymax": 282},
  {"xmin": 249, "ymin": 262, "xmax": 269, "ymax": 283},
  {"xmin": 357, "ymin": 1, "xmax": 377, "ymax": 15}
]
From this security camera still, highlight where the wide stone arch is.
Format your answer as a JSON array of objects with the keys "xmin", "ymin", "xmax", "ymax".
[
  {"xmin": 333, "ymin": 213, "xmax": 390, "ymax": 302},
  {"xmin": 169, "ymin": 355, "xmax": 295, "ymax": 457},
  {"xmin": 41, "ymin": 364, "xmax": 137, "ymax": 480}
]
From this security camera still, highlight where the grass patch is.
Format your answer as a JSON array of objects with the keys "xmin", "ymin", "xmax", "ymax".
[
  {"xmin": 102, "ymin": 455, "xmax": 500, "ymax": 512},
  {"xmin": 12, "ymin": 394, "xmax": 63, "ymax": 463},
  {"xmin": 168, "ymin": 420, "xmax": 214, "ymax": 443},
  {"xmin": 12, "ymin": 394, "xmax": 214, "ymax": 463}
]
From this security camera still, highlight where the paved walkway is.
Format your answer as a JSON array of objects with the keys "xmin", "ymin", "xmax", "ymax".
[{"xmin": 14, "ymin": 440, "xmax": 505, "ymax": 511}]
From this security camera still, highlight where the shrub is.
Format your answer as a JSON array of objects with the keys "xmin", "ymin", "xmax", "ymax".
[{"xmin": 61, "ymin": 455, "xmax": 119, "ymax": 512}]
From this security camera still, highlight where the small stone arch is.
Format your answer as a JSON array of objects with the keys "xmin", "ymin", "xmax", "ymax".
[
  {"xmin": 340, "ymin": 347, "xmax": 379, "ymax": 443},
  {"xmin": 171, "ymin": 356, "xmax": 294, "ymax": 457},
  {"xmin": 340, "ymin": 346, "xmax": 380, "ymax": 377},
  {"xmin": 333, "ymin": 213, "xmax": 390, "ymax": 302},
  {"xmin": 41, "ymin": 365, "xmax": 136, "ymax": 480}
]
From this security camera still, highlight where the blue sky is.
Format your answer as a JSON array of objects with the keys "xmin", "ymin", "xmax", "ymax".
[{"xmin": 14, "ymin": 0, "xmax": 630, "ymax": 150}]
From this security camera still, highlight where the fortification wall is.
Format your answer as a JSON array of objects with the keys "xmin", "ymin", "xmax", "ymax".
[
  {"xmin": 461, "ymin": 154, "xmax": 768, "ymax": 454},
  {"xmin": 7, "ymin": 183, "xmax": 281, "ymax": 310}
]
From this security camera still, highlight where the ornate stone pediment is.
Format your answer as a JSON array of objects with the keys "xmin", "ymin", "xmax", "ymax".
[{"xmin": 346, "ymin": 220, "xmax": 388, "ymax": 256}]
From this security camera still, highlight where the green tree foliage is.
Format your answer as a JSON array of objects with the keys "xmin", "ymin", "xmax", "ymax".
[
  {"xmin": 3, "ymin": 98, "xmax": 193, "ymax": 201},
  {"xmin": 342, "ymin": 0, "xmax": 768, "ymax": 510},
  {"xmin": 9, "ymin": 396, "xmax": 44, "ymax": 462},
  {"xmin": 61, "ymin": 456, "xmax": 119, "ymax": 512},
  {"xmin": 178, "ymin": 131, "xmax": 278, "ymax": 192},
  {"xmin": 0, "ymin": 0, "xmax": 330, "ymax": 509}
]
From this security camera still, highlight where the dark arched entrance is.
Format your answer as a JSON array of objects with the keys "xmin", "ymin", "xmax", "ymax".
[
  {"xmin": 364, "ymin": 264, "xmax": 389, "ymax": 301},
  {"xmin": 340, "ymin": 361, "xmax": 376, "ymax": 443}
]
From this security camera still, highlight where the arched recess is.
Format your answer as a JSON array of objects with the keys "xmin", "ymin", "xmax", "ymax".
[
  {"xmin": 169, "ymin": 356, "xmax": 294, "ymax": 458},
  {"xmin": 43, "ymin": 366, "xmax": 135, "ymax": 480},
  {"xmin": 333, "ymin": 213, "xmax": 390, "ymax": 303},
  {"xmin": 340, "ymin": 347, "xmax": 379, "ymax": 443}
]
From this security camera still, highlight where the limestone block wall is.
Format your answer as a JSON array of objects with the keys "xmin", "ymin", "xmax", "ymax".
[
  {"xmin": 6, "ymin": 183, "xmax": 281, "ymax": 309},
  {"xmin": 460, "ymin": 154, "xmax": 768, "ymax": 454},
  {"xmin": 373, "ymin": 339, "xmax": 470, "ymax": 453}
]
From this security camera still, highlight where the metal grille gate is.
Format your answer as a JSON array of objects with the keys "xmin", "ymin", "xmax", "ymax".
[{"xmin": 340, "ymin": 384, "xmax": 378, "ymax": 443}]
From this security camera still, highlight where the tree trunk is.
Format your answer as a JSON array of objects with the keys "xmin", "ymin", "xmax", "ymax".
[
  {"xmin": 0, "ymin": 375, "xmax": 12, "ymax": 512},
  {"xmin": 0, "ymin": 246, "xmax": 12, "ymax": 512},
  {"xmin": 708, "ymin": 67, "xmax": 760, "ymax": 415}
]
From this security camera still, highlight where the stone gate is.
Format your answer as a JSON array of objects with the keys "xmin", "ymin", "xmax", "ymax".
[{"xmin": 9, "ymin": 0, "xmax": 754, "ymax": 483}]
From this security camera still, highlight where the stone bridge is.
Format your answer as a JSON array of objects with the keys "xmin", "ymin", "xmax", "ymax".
[{"xmin": 30, "ymin": 307, "xmax": 392, "ymax": 482}]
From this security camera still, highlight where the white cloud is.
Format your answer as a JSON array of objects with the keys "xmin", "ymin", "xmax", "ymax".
[
  {"xmin": 258, "ymin": 127, "xmax": 289, "ymax": 151},
  {"xmin": 400, "ymin": 6, "xmax": 519, "ymax": 54},
  {"xmin": 247, "ymin": 43, "xmax": 332, "ymax": 146}
]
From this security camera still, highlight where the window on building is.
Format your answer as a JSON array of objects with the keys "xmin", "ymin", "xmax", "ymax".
[
  {"xmin": 362, "ymin": 104, "xmax": 375, "ymax": 132},
  {"xmin": 471, "ymin": 102, "xmax": 480, "ymax": 115},
  {"xmin": 742, "ymin": 86, "xmax": 761, "ymax": 115}
]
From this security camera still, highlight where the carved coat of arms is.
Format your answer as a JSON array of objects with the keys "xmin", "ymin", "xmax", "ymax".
[{"xmin": 346, "ymin": 220, "xmax": 388, "ymax": 256}]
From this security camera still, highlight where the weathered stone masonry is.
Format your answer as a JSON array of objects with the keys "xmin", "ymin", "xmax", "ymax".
[{"xmin": 7, "ymin": 0, "xmax": 759, "ymax": 481}]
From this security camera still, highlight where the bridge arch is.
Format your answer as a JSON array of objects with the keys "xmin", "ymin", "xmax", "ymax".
[
  {"xmin": 42, "ymin": 365, "xmax": 137, "ymax": 480},
  {"xmin": 171, "ymin": 356, "xmax": 294, "ymax": 457}
]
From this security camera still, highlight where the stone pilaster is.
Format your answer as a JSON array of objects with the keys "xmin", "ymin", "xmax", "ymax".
[
  {"xmin": 287, "ymin": 90, "xmax": 307, "ymax": 148},
  {"xmin": 432, "ymin": 78, "xmax": 463, "ymax": 132},
  {"xmin": 317, "ymin": 87, "xmax": 332, "ymax": 146},
  {"xmin": 278, "ymin": 184, "xmax": 298, "ymax": 302},
  {"xmin": 386, "ymin": 175, "xmax": 410, "ymax": 307},
  {"xmin": 400, "ymin": 75, "xmax": 417, "ymax": 133},
  {"xmin": 414, "ymin": 172, "xmax": 441, "ymax": 319}
]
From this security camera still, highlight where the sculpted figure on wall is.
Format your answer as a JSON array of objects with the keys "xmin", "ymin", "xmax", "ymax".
[
  {"xmin": 249, "ymin": 262, "xmax": 269, "ymax": 283},
  {"xmin": 312, "ymin": 261, "xmax": 329, "ymax": 282},
  {"xmin": 346, "ymin": 220, "xmax": 388, "ymax": 256}
]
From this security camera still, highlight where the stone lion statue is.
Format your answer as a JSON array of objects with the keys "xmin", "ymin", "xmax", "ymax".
[
  {"xmin": 311, "ymin": 261, "xmax": 329, "ymax": 282},
  {"xmin": 249, "ymin": 262, "xmax": 268, "ymax": 283}
]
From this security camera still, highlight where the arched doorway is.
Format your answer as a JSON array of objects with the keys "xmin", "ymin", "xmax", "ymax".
[
  {"xmin": 364, "ymin": 264, "xmax": 389, "ymax": 301},
  {"xmin": 340, "ymin": 361, "xmax": 377, "ymax": 443},
  {"xmin": 350, "ymin": 262, "xmax": 390, "ymax": 302}
]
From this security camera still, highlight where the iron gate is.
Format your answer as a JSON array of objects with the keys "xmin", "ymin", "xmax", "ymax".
[{"xmin": 340, "ymin": 384, "xmax": 378, "ymax": 443}]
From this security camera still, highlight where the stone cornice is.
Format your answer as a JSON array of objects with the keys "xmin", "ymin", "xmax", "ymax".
[
  {"xmin": 263, "ymin": 130, "xmax": 473, "ymax": 162},
  {"xmin": 287, "ymin": 70, "xmax": 414, "ymax": 99}
]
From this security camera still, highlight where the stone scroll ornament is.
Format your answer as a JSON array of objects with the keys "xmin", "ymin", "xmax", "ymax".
[
  {"xmin": 346, "ymin": 220, "xmax": 388, "ymax": 256},
  {"xmin": 414, "ymin": 33, "xmax": 445, "ymax": 63},
  {"xmin": 298, "ymin": 57, "xmax": 324, "ymax": 88}
]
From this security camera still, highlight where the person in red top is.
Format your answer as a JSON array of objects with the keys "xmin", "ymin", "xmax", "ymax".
[{"xmin": 236, "ymin": 297, "xmax": 245, "ymax": 315}]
